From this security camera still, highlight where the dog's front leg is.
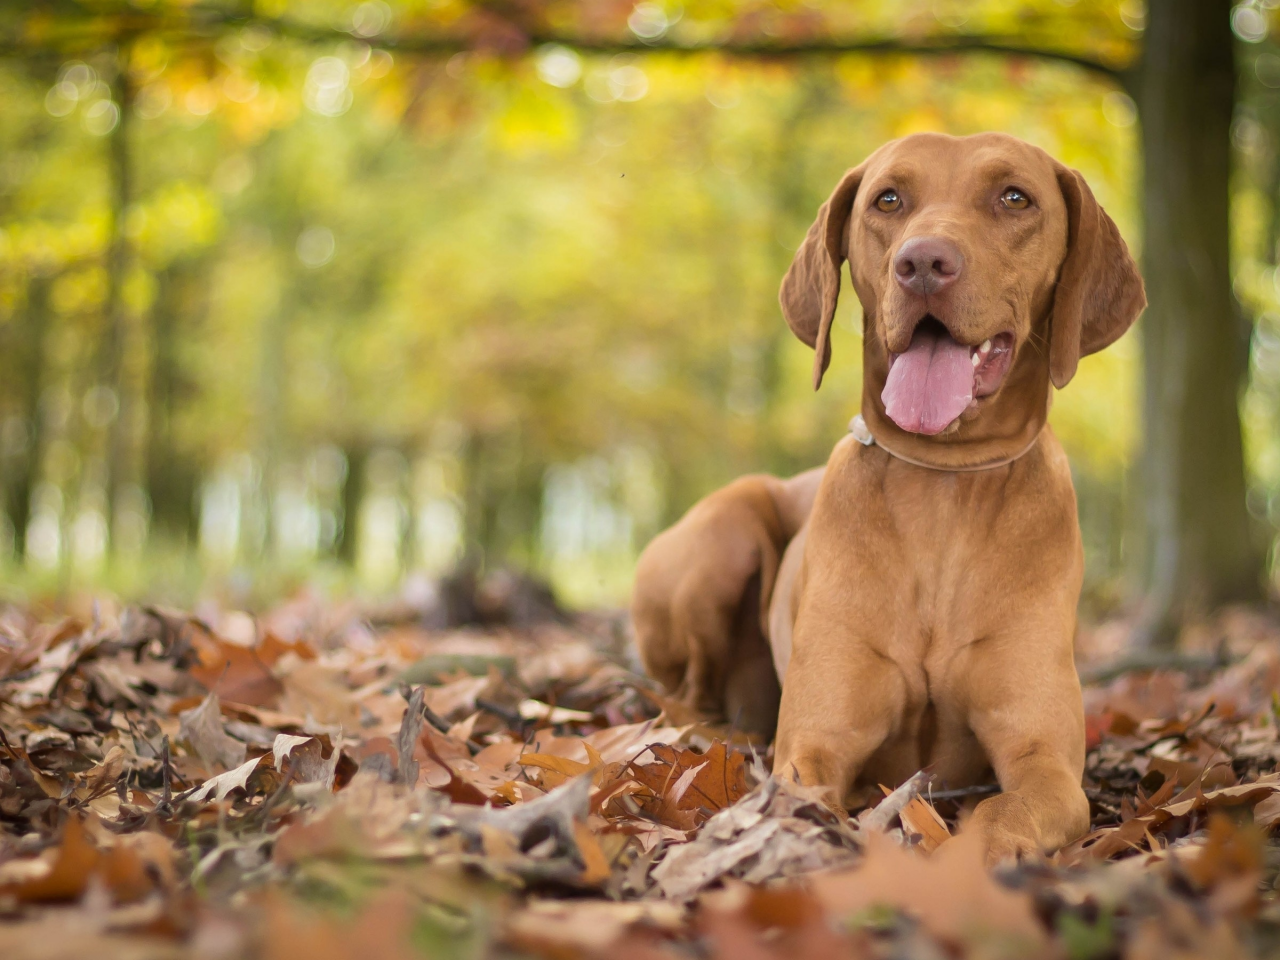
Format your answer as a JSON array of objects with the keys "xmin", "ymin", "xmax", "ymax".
[
  {"xmin": 771, "ymin": 632, "xmax": 905, "ymax": 814},
  {"xmin": 962, "ymin": 625, "xmax": 1090, "ymax": 865}
]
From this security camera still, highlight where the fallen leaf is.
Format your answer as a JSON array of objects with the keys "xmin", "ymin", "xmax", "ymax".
[
  {"xmin": 0, "ymin": 816, "xmax": 99, "ymax": 901},
  {"xmin": 179, "ymin": 691, "xmax": 247, "ymax": 772},
  {"xmin": 856, "ymin": 769, "xmax": 930, "ymax": 832},
  {"xmin": 812, "ymin": 827, "xmax": 1048, "ymax": 949},
  {"xmin": 188, "ymin": 755, "xmax": 263, "ymax": 803},
  {"xmin": 189, "ymin": 629, "xmax": 283, "ymax": 706},
  {"xmin": 573, "ymin": 820, "xmax": 612, "ymax": 883},
  {"xmin": 899, "ymin": 796, "xmax": 951, "ymax": 852},
  {"xmin": 520, "ymin": 752, "xmax": 593, "ymax": 778},
  {"xmin": 273, "ymin": 733, "xmax": 338, "ymax": 787},
  {"xmin": 519, "ymin": 699, "xmax": 595, "ymax": 724}
]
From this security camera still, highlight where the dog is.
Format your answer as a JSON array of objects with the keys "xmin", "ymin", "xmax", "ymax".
[{"xmin": 632, "ymin": 132, "xmax": 1145, "ymax": 863}]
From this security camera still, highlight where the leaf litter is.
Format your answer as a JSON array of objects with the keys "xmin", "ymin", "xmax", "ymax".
[{"xmin": 2, "ymin": 597, "xmax": 1280, "ymax": 958}]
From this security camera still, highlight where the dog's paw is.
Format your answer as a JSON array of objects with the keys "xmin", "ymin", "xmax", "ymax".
[
  {"xmin": 968, "ymin": 793, "xmax": 1044, "ymax": 867},
  {"xmin": 774, "ymin": 751, "xmax": 848, "ymax": 817},
  {"xmin": 981, "ymin": 827, "xmax": 1041, "ymax": 867}
]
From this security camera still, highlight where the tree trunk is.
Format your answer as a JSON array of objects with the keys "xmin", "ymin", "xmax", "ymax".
[
  {"xmin": 103, "ymin": 41, "xmax": 134, "ymax": 554},
  {"xmin": 1134, "ymin": 0, "xmax": 1263, "ymax": 648},
  {"xmin": 145, "ymin": 265, "xmax": 200, "ymax": 544},
  {"xmin": 337, "ymin": 443, "xmax": 367, "ymax": 567},
  {"xmin": 2, "ymin": 275, "xmax": 51, "ymax": 559}
]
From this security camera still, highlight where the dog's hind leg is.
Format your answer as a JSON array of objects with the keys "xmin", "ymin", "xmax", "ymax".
[{"xmin": 632, "ymin": 471, "xmax": 820, "ymax": 732}]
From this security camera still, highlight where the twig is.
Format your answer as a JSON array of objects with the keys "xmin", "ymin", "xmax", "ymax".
[
  {"xmin": 619, "ymin": 793, "xmax": 664, "ymax": 825},
  {"xmin": 928, "ymin": 783, "xmax": 1001, "ymax": 801},
  {"xmin": 476, "ymin": 697, "xmax": 523, "ymax": 726},
  {"xmin": 421, "ymin": 703, "xmax": 452, "ymax": 735},
  {"xmin": 161, "ymin": 734, "xmax": 172, "ymax": 806},
  {"xmin": 400, "ymin": 684, "xmax": 484, "ymax": 756},
  {"xmin": 857, "ymin": 769, "xmax": 932, "ymax": 832},
  {"xmin": 123, "ymin": 712, "xmax": 161, "ymax": 759},
  {"xmin": 423, "ymin": 703, "xmax": 484, "ymax": 755},
  {"xmin": 155, "ymin": 735, "xmax": 201, "ymax": 814},
  {"xmin": 1079, "ymin": 649, "xmax": 1234, "ymax": 686},
  {"xmin": 0, "ymin": 726, "xmax": 20, "ymax": 761}
]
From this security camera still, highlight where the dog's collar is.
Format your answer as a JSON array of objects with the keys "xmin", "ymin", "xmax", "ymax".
[{"xmin": 848, "ymin": 414, "xmax": 1043, "ymax": 472}]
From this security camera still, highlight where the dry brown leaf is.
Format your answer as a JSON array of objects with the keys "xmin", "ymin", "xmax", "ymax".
[
  {"xmin": 0, "ymin": 816, "xmax": 100, "ymax": 902},
  {"xmin": 812, "ymin": 828, "xmax": 1048, "ymax": 949},
  {"xmin": 581, "ymin": 718, "xmax": 691, "ymax": 763},
  {"xmin": 1163, "ymin": 777, "xmax": 1280, "ymax": 817},
  {"xmin": 699, "ymin": 883, "xmax": 864, "ymax": 960},
  {"xmin": 178, "ymin": 691, "xmax": 246, "ymax": 772},
  {"xmin": 77, "ymin": 743, "xmax": 127, "ymax": 795},
  {"xmin": 420, "ymin": 735, "xmax": 488, "ymax": 804},
  {"xmin": 423, "ymin": 674, "xmax": 492, "ymax": 719},
  {"xmin": 519, "ymin": 751, "xmax": 593, "ymax": 778},
  {"xmin": 6, "ymin": 598, "xmax": 1280, "ymax": 960},
  {"xmin": 608, "ymin": 741, "xmax": 749, "ymax": 833},
  {"xmin": 505, "ymin": 899, "xmax": 685, "ymax": 955},
  {"xmin": 573, "ymin": 820, "xmax": 612, "ymax": 884},
  {"xmin": 187, "ymin": 755, "xmax": 263, "ymax": 803},
  {"xmin": 0, "ymin": 817, "xmax": 155, "ymax": 905},
  {"xmin": 899, "ymin": 796, "xmax": 951, "ymax": 852},
  {"xmin": 279, "ymin": 661, "xmax": 362, "ymax": 727},
  {"xmin": 188, "ymin": 628, "xmax": 283, "ymax": 706},
  {"xmin": 1252, "ymin": 790, "xmax": 1280, "ymax": 829},
  {"xmin": 261, "ymin": 887, "xmax": 417, "ymax": 960},
  {"xmin": 257, "ymin": 631, "xmax": 317, "ymax": 666},
  {"xmin": 272, "ymin": 733, "xmax": 338, "ymax": 787}
]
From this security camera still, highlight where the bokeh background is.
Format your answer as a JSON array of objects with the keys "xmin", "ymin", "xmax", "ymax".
[{"xmin": 0, "ymin": 1, "xmax": 1275, "ymax": 633}]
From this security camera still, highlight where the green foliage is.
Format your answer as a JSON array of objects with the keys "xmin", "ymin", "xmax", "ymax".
[
  {"xmin": 0, "ymin": 0, "xmax": 1274, "ymax": 604},
  {"xmin": 1055, "ymin": 907, "xmax": 1115, "ymax": 960}
]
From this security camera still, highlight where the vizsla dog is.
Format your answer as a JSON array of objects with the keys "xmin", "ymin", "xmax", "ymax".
[{"xmin": 632, "ymin": 132, "xmax": 1145, "ymax": 863}]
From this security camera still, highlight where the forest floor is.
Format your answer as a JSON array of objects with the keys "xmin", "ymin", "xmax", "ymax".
[{"xmin": 2, "ymin": 589, "xmax": 1280, "ymax": 959}]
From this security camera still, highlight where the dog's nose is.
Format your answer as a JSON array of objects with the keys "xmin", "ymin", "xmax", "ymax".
[{"xmin": 894, "ymin": 236, "xmax": 964, "ymax": 296}]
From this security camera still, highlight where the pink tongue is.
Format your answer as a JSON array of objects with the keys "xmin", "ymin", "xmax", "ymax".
[{"xmin": 881, "ymin": 325, "xmax": 975, "ymax": 435}]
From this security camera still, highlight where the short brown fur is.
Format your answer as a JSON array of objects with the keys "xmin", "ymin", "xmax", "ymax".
[{"xmin": 632, "ymin": 132, "xmax": 1145, "ymax": 863}]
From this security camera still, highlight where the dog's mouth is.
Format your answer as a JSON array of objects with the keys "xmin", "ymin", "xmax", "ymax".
[{"xmin": 882, "ymin": 317, "xmax": 1015, "ymax": 436}]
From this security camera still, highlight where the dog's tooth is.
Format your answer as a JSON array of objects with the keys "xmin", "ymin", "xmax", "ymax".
[
  {"xmin": 971, "ymin": 352, "xmax": 981, "ymax": 368},
  {"xmin": 980, "ymin": 339, "xmax": 992, "ymax": 353}
]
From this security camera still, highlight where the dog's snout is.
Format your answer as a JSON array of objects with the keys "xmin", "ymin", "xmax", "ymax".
[{"xmin": 894, "ymin": 236, "xmax": 964, "ymax": 297}]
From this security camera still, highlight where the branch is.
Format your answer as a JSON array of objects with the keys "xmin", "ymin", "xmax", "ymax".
[
  {"xmin": 0, "ymin": 5, "xmax": 1130, "ymax": 84},
  {"xmin": 382, "ymin": 32, "xmax": 1127, "ymax": 84}
]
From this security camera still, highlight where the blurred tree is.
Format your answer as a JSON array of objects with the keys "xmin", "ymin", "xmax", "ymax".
[
  {"xmin": 145, "ymin": 260, "xmax": 203, "ymax": 544},
  {"xmin": 101, "ymin": 40, "xmax": 134, "ymax": 557},
  {"xmin": 0, "ymin": 276, "xmax": 49, "ymax": 559},
  {"xmin": 1134, "ymin": 0, "xmax": 1264, "ymax": 648},
  {"xmin": 0, "ymin": 0, "xmax": 1273, "ymax": 627}
]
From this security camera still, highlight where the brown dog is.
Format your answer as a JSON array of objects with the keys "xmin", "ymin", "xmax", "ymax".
[{"xmin": 632, "ymin": 132, "xmax": 1145, "ymax": 862}]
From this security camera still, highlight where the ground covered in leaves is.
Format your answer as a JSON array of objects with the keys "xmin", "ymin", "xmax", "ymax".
[{"xmin": 3, "ymin": 592, "xmax": 1280, "ymax": 959}]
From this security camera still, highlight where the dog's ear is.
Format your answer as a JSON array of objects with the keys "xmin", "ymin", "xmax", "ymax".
[
  {"xmin": 1049, "ymin": 166, "xmax": 1146, "ymax": 389},
  {"xmin": 779, "ymin": 165, "xmax": 866, "ymax": 390}
]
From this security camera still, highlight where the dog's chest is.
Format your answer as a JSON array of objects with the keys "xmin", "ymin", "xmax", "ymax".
[{"xmin": 827, "ymin": 444, "xmax": 1077, "ymax": 672}]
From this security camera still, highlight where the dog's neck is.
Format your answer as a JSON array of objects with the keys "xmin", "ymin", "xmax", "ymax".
[{"xmin": 858, "ymin": 331, "xmax": 1052, "ymax": 471}]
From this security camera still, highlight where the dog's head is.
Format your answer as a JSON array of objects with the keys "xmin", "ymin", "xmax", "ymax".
[{"xmin": 779, "ymin": 132, "xmax": 1145, "ymax": 438}]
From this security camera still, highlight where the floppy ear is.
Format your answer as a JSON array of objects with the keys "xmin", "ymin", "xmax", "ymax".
[
  {"xmin": 1049, "ymin": 166, "xmax": 1147, "ymax": 389},
  {"xmin": 779, "ymin": 165, "xmax": 865, "ymax": 390}
]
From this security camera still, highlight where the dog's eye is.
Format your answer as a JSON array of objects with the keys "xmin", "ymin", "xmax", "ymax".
[
  {"xmin": 1000, "ymin": 188, "xmax": 1031, "ymax": 210},
  {"xmin": 875, "ymin": 190, "xmax": 901, "ymax": 212}
]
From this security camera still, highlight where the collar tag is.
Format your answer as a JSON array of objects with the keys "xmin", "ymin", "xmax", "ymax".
[{"xmin": 848, "ymin": 414, "xmax": 876, "ymax": 446}]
